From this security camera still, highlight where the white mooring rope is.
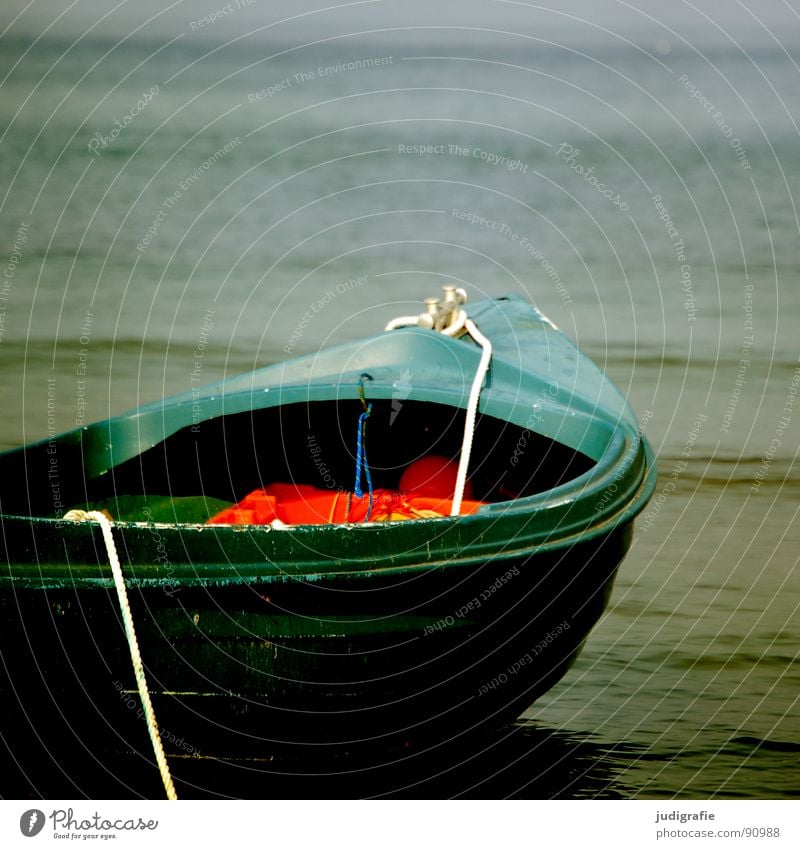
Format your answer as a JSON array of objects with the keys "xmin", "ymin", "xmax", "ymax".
[
  {"xmin": 384, "ymin": 300, "xmax": 492, "ymax": 516},
  {"xmin": 451, "ymin": 317, "xmax": 492, "ymax": 516},
  {"xmin": 64, "ymin": 509, "xmax": 178, "ymax": 800},
  {"xmin": 384, "ymin": 315, "xmax": 422, "ymax": 331}
]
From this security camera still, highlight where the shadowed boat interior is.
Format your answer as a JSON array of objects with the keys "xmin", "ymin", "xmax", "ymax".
[{"xmin": 0, "ymin": 401, "xmax": 596, "ymax": 522}]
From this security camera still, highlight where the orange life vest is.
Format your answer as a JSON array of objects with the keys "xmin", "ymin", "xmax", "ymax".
[{"xmin": 207, "ymin": 483, "xmax": 484, "ymax": 526}]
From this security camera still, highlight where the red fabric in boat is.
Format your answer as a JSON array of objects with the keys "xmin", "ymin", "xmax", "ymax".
[{"xmin": 207, "ymin": 483, "xmax": 485, "ymax": 525}]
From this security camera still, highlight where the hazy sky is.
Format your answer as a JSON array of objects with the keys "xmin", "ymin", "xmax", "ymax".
[{"xmin": 2, "ymin": 0, "xmax": 799, "ymax": 47}]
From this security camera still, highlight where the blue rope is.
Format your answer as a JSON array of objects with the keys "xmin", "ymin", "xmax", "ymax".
[
  {"xmin": 354, "ymin": 375, "xmax": 374, "ymax": 520},
  {"xmin": 354, "ymin": 406, "xmax": 374, "ymax": 519}
]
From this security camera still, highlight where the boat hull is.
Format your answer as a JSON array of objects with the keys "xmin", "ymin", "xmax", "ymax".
[
  {"xmin": 0, "ymin": 295, "xmax": 656, "ymax": 760},
  {"xmin": 0, "ymin": 521, "xmax": 631, "ymax": 752}
]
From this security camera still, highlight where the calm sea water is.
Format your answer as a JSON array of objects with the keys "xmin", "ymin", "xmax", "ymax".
[{"xmin": 0, "ymin": 30, "xmax": 798, "ymax": 799}]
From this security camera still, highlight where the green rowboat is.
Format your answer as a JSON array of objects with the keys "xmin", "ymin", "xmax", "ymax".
[{"xmin": 0, "ymin": 293, "xmax": 655, "ymax": 754}]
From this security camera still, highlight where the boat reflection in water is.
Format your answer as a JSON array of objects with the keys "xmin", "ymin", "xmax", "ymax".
[{"xmin": 1, "ymin": 701, "xmax": 643, "ymax": 799}]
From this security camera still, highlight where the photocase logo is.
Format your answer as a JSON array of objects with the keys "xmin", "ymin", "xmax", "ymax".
[
  {"xmin": 19, "ymin": 809, "xmax": 45, "ymax": 837},
  {"xmin": 15, "ymin": 807, "xmax": 159, "ymax": 838}
]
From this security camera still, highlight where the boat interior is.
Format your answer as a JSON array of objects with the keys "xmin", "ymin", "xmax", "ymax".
[{"xmin": 0, "ymin": 400, "xmax": 596, "ymax": 524}]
